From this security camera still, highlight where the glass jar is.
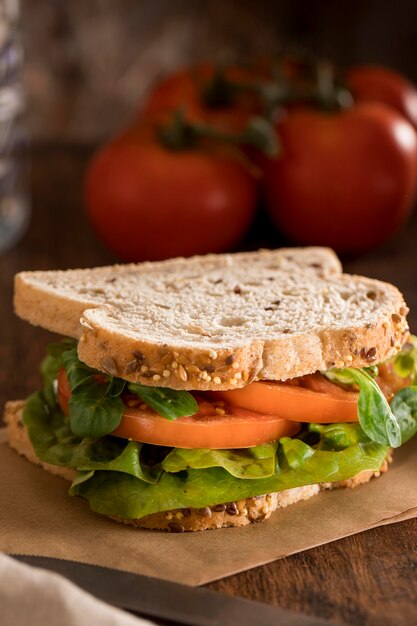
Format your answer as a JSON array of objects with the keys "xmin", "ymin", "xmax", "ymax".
[{"xmin": 0, "ymin": 0, "xmax": 28, "ymax": 253}]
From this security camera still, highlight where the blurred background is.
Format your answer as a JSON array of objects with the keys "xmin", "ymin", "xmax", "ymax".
[
  {"xmin": 15, "ymin": 0, "xmax": 417, "ymax": 257},
  {"xmin": 26, "ymin": 0, "xmax": 417, "ymax": 143}
]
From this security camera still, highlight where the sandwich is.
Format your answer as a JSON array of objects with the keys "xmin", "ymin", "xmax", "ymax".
[{"xmin": 4, "ymin": 247, "xmax": 417, "ymax": 532}]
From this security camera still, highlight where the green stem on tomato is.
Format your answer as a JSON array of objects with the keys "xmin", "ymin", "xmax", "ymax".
[
  {"xmin": 312, "ymin": 61, "xmax": 353, "ymax": 112},
  {"xmin": 201, "ymin": 67, "xmax": 291, "ymax": 117},
  {"xmin": 201, "ymin": 69, "xmax": 240, "ymax": 108},
  {"xmin": 157, "ymin": 108, "xmax": 279, "ymax": 156}
]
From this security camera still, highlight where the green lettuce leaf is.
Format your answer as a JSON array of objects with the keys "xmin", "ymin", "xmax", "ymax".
[
  {"xmin": 128, "ymin": 383, "xmax": 198, "ymax": 420},
  {"xmin": 60, "ymin": 347, "xmax": 126, "ymax": 438},
  {"xmin": 41, "ymin": 355, "xmax": 61, "ymax": 409},
  {"xmin": 61, "ymin": 346, "xmax": 198, "ymax": 430},
  {"xmin": 40, "ymin": 339, "xmax": 76, "ymax": 408},
  {"xmin": 106, "ymin": 377, "xmax": 126, "ymax": 397},
  {"xmin": 391, "ymin": 335, "xmax": 417, "ymax": 383},
  {"xmin": 391, "ymin": 386, "xmax": 417, "ymax": 444},
  {"xmin": 46, "ymin": 339, "xmax": 77, "ymax": 359},
  {"xmin": 325, "ymin": 367, "xmax": 401, "ymax": 447},
  {"xmin": 162, "ymin": 443, "xmax": 278, "ymax": 479},
  {"xmin": 70, "ymin": 434, "xmax": 388, "ymax": 519},
  {"xmin": 62, "ymin": 348, "xmax": 97, "ymax": 391},
  {"xmin": 68, "ymin": 383, "xmax": 126, "ymax": 438},
  {"xmin": 23, "ymin": 392, "xmax": 160, "ymax": 482},
  {"xmin": 308, "ymin": 422, "xmax": 368, "ymax": 450}
]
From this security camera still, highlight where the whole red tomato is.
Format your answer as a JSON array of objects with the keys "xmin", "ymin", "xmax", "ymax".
[
  {"xmin": 85, "ymin": 127, "xmax": 257, "ymax": 262},
  {"xmin": 262, "ymin": 102, "xmax": 417, "ymax": 255},
  {"xmin": 347, "ymin": 65, "xmax": 417, "ymax": 130},
  {"xmin": 142, "ymin": 63, "xmax": 263, "ymax": 134}
]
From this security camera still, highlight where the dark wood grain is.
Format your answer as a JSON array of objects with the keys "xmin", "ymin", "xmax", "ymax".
[
  {"xmin": 207, "ymin": 520, "xmax": 417, "ymax": 626},
  {"xmin": 1, "ymin": 147, "xmax": 417, "ymax": 626}
]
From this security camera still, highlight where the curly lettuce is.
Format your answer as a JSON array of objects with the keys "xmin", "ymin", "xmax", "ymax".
[
  {"xmin": 21, "ymin": 339, "xmax": 417, "ymax": 521},
  {"xmin": 23, "ymin": 390, "xmax": 388, "ymax": 520}
]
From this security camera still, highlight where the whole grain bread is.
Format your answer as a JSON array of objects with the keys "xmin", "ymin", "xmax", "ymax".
[
  {"xmin": 14, "ymin": 247, "xmax": 342, "ymax": 338},
  {"xmin": 4, "ymin": 400, "xmax": 390, "ymax": 532},
  {"xmin": 14, "ymin": 247, "xmax": 409, "ymax": 390}
]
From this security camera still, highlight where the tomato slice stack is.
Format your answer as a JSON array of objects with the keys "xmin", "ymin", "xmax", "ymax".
[{"xmin": 57, "ymin": 368, "xmax": 361, "ymax": 449}]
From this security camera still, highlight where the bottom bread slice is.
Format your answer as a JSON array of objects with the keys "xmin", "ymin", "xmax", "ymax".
[{"xmin": 4, "ymin": 400, "xmax": 390, "ymax": 532}]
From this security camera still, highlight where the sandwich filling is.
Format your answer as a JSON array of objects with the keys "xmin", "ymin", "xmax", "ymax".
[{"xmin": 22, "ymin": 338, "xmax": 417, "ymax": 521}]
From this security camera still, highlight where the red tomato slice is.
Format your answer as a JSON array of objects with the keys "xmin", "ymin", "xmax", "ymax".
[
  {"xmin": 374, "ymin": 362, "xmax": 411, "ymax": 401},
  {"xmin": 57, "ymin": 369, "xmax": 300, "ymax": 449},
  {"xmin": 113, "ymin": 402, "xmax": 300, "ymax": 449},
  {"xmin": 213, "ymin": 374, "xmax": 359, "ymax": 423},
  {"xmin": 57, "ymin": 367, "xmax": 71, "ymax": 415}
]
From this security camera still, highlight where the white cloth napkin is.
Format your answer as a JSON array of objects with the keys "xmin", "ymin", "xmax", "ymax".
[{"xmin": 0, "ymin": 553, "xmax": 156, "ymax": 626}]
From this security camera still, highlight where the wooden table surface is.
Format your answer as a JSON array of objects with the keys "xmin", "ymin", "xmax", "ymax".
[{"xmin": 1, "ymin": 146, "xmax": 417, "ymax": 626}]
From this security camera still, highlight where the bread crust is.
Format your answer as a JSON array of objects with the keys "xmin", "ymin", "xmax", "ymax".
[
  {"xmin": 77, "ymin": 312, "xmax": 409, "ymax": 391},
  {"xmin": 4, "ymin": 400, "xmax": 390, "ymax": 532},
  {"xmin": 13, "ymin": 248, "xmax": 409, "ymax": 390}
]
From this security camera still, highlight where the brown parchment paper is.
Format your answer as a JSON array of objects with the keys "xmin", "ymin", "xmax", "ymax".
[{"xmin": 1, "ymin": 428, "xmax": 417, "ymax": 586}]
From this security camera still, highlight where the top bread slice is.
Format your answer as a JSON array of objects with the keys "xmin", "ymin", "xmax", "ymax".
[
  {"xmin": 14, "ymin": 247, "xmax": 409, "ymax": 390},
  {"xmin": 14, "ymin": 247, "xmax": 341, "ymax": 339}
]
